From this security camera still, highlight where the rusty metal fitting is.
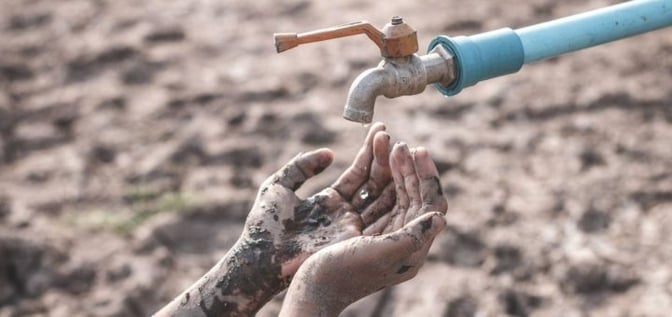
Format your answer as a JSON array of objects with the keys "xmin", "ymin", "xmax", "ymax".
[{"xmin": 380, "ymin": 17, "xmax": 418, "ymax": 57}]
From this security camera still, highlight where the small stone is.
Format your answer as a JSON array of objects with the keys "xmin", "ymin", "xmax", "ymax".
[
  {"xmin": 577, "ymin": 209, "xmax": 611, "ymax": 233},
  {"xmin": 444, "ymin": 295, "xmax": 478, "ymax": 317},
  {"xmin": 0, "ymin": 195, "xmax": 10, "ymax": 220},
  {"xmin": 437, "ymin": 226, "xmax": 486, "ymax": 267}
]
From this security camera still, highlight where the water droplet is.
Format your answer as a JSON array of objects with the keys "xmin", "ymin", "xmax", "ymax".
[{"xmin": 359, "ymin": 189, "xmax": 370, "ymax": 200}]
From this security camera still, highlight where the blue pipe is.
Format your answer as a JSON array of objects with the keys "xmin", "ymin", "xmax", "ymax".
[{"xmin": 428, "ymin": 0, "xmax": 672, "ymax": 96}]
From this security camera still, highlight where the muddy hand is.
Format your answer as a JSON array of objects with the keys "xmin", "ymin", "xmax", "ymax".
[
  {"xmin": 155, "ymin": 123, "xmax": 395, "ymax": 317},
  {"xmin": 244, "ymin": 122, "xmax": 394, "ymax": 278},
  {"xmin": 279, "ymin": 212, "xmax": 446, "ymax": 317},
  {"xmin": 279, "ymin": 144, "xmax": 448, "ymax": 317}
]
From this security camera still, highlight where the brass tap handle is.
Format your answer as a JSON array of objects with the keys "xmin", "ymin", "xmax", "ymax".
[
  {"xmin": 274, "ymin": 21, "xmax": 384, "ymax": 53},
  {"xmin": 274, "ymin": 17, "xmax": 418, "ymax": 58}
]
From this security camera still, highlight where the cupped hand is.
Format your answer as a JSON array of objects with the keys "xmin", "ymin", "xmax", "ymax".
[
  {"xmin": 279, "ymin": 145, "xmax": 448, "ymax": 317},
  {"xmin": 155, "ymin": 129, "xmax": 448, "ymax": 317},
  {"xmin": 242, "ymin": 123, "xmax": 397, "ymax": 279}
]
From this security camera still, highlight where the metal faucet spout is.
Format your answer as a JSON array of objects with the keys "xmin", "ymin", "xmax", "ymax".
[{"xmin": 343, "ymin": 68, "xmax": 391, "ymax": 123}]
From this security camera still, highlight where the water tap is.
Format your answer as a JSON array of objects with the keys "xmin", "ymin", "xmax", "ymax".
[
  {"xmin": 275, "ymin": 3, "xmax": 672, "ymax": 124},
  {"xmin": 274, "ymin": 17, "xmax": 456, "ymax": 123}
]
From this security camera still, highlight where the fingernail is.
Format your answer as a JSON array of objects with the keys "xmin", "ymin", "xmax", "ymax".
[
  {"xmin": 413, "ymin": 147, "xmax": 428, "ymax": 161},
  {"xmin": 373, "ymin": 122, "xmax": 386, "ymax": 131},
  {"xmin": 417, "ymin": 212, "xmax": 445, "ymax": 236}
]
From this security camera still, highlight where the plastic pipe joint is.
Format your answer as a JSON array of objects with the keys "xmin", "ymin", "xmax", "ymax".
[{"xmin": 428, "ymin": 28, "xmax": 524, "ymax": 96}]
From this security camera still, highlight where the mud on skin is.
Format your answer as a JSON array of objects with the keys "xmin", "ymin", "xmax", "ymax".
[
  {"xmin": 283, "ymin": 195, "xmax": 332, "ymax": 233},
  {"xmin": 187, "ymin": 231, "xmax": 292, "ymax": 317},
  {"xmin": 185, "ymin": 193, "xmax": 336, "ymax": 317},
  {"xmin": 420, "ymin": 176, "xmax": 443, "ymax": 205}
]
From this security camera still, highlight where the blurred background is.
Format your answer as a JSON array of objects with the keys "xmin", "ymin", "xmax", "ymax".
[{"xmin": 1, "ymin": 0, "xmax": 672, "ymax": 316}]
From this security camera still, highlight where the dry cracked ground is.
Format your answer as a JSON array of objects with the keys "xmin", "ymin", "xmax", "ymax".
[{"xmin": 1, "ymin": 0, "xmax": 672, "ymax": 316}]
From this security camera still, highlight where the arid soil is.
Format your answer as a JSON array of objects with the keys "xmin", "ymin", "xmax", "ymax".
[{"xmin": 1, "ymin": 0, "xmax": 672, "ymax": 316}]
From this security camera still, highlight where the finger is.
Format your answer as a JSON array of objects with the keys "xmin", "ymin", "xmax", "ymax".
[
  {"xmin": 372, "ymin": 132, "xmax": 392, "ymax": 185},
  {"xmin": 384, "ymin": 206, "xmax": 408, "ymax": 234},
  {"xmin": 389, "ymin": 143, "xmax": 412, "ymax": 230},
  {"xmin": 392, "ymin": 209, "xmax": 406, "ymax": 231},
  {"xmin": 390, "ymin": 142, "xmax": 410, "ymax": 208},
  {"xmin": 351, "ymin": 131, "xmax": 392, "ymax": 211},
  {"xmin": 399, "ymin": 146, "xmax": 421, "ymax": 213},
  {"xmin": 414, "ymin": 147, "xmax": 448, "ymax": 214},
  {"xmin": 377, "ymin": 212, "xmax": 446, "ymax": 260},
  {"xmin": 361, "ymin": 183, "xmax": 395, "ymax": 225},
  {"xmin": 362, "ymin": 213, "xmax": 391, "ymax": 236},
  {"xmin": 382, "ymin": 214, "xmax": 396, "ymax": 234},
  {"xmin": 332, "ymin": 122, "xmax": 386, "ymax": 199},
  {"xmin": 342, "ymin": 211, "xmax": 365, "ymax": 235},
  {"xmin": 266, "ymin": 148, "xmax": 334, "ymax": 191}
]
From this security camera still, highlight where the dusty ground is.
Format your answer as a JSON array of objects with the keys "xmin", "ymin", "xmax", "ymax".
[{"xmin": 1, "ymin": 0, "xmax": 672, "ymax": 316}]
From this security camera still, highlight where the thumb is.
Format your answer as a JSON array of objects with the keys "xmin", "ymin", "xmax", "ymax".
[
  {"xmin": 377, "ymin": 211, "xmax": 446, "ymax": 259},
  {"xmin": 265, "ymin": 148, "xmax": 334, "ymax": 191}
]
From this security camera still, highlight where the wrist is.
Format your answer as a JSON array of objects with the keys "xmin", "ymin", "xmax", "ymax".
[
  {"xmin": 159, "ymin": 237, "xmax": 290, "ymax": 317},
  {"xmin": 281, "ymin": 284, "xmax": 344, "ymax": 317},
  {"xmin": 221, "ymin": 236, "xmax": 291, "ymax": 302},
  {"xmin": 280, "ymin": 264, "xmax": 348, "ymax": 317}
]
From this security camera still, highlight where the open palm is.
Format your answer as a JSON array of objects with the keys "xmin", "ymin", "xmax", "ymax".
[{"xmin": 242, "ymin": 123, "xmax": 396, "ymax": 278}]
